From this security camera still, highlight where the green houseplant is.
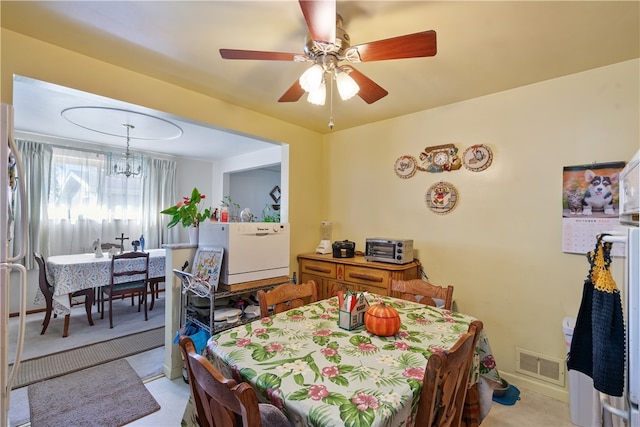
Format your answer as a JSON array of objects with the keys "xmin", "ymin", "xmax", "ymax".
[{"xmin": 161, "ymin": 187, "xmax": 211, "ymax": 228}]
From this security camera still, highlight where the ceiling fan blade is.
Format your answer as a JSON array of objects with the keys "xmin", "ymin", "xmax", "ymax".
[
  {"xmin": 278, "ymin": 80, "xmax": 305, "ymax": 103},
  {"xmin": 299, "ymin": 0, "xmax": 336, "ymax": 44},
  {"xmin": 343, "ymin": 66, "xmax": 388, "ymax": 104},
  {"xmin": 220, "ymin": 49, "xmax": 304, "ymax": 61},
  {"xmin": 345, "ymin": 30, "xmax": 437, "ymax": 62}
]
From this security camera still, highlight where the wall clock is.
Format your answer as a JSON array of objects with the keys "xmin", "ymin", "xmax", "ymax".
[
  {"xmin": 394, "ymin": 155, "xmax": 417, "ymax": 179},
  {"xmin": 420, "ymin": 144, "xmax": 462, "ymax": 173},
  {"xmin": 425, "ymin": 181, "xmax": 458, "ymax": 214},
  {"xmin": 462, "ymin": 144, "xmax": 493, "ymax": 172}
]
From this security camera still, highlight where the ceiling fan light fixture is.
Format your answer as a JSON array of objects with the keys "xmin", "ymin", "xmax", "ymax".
[
  {"xmin": 307, "ymin": 80, "xmax": 326, "ymax": 105},
  {"xmin": 335, "ymin": 68, "xmax": 359, "ymax": 101},
  {"xmin": 299, "ymin": 63, "xmax": 324, "ymax": 92}
]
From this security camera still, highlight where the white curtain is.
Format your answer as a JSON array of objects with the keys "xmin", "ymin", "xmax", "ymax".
[
  {"xmin": 14, "ymin": 140, "xmax": 52, "ymax": 268},
  {"xmin": 142, "ymin": 156, "xmax": 178, "ymax": 248}
]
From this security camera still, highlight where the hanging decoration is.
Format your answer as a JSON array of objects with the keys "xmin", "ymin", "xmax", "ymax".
[
  {"xmin": 394, "ymin": 155, "xmax": 418, "ymax": 179},
  {"xmin": 418, "ymin": 144, "xmax": 462, "ymax": 173},
  {"xmin": 425, "ymin": 181, "xmax": 458, "ymax": 215},
  {"xmin": 462, "ymin": 144, "xmax": 493, "ymax": 172},
  {"xmin": 395, "ymin": 143, "xmax": 493, "ymax": 178}
]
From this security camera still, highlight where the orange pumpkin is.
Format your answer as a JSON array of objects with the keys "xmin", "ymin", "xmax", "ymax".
[{"xmin": 364, "ymin": 303, "xmax": 401, "ymax": 336}]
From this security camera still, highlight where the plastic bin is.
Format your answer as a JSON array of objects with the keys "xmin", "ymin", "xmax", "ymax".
[{"xmin": 563, "ymin": 316, "xmax": 603, "ymax": 427}]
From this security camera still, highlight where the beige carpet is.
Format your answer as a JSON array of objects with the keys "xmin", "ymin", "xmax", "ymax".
[
  {"xmin": 28, "ymin": 359, "xmax": 161, "ymax": 427},
  {"xmin": 10, "ymin": 327, "xmax": 164, "ymax": 389}
]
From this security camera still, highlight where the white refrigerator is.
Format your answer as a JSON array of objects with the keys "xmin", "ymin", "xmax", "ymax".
[
  {"xmin": 1, "ymin": 103, "xmax": 28, "ymax": 427},
  {"xmin": 600, "ymin": 150, "xmax": 640, "ymax": 426}
]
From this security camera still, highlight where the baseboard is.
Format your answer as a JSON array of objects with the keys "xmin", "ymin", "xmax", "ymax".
[
  {"xmin": 499, "ymin": 371, "xmax": 570, "ymax": 402},
  {"xmin": 10, "ymin": 288, "xmax": 167, "ymax": 318}
]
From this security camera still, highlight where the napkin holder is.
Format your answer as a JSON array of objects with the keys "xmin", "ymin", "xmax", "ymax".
[{"xmin": 338, "ymin": 291, "xmax": 369, "ymax": 330}]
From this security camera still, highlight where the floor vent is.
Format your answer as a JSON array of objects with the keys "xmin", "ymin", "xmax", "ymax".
[{"xmin": 515, "ymin": 347, "xmax": 565, "ymax": 386}]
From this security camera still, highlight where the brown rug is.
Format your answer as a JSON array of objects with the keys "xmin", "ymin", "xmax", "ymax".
[
  {"xmin": 28, "ymin": 359, "xmax": 160, "ymax": 427},
  {"xmin": 11, "ymin": 327, "xmax": 164, "ymax": 389}
]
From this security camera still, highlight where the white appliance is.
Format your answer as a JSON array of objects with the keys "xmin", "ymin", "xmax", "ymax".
[
  {"xmin": 1, "ymin": 103, "xmax": 28, "ymax": 427},
  {"xmin": 600, "ymin": 150, "xmax": 640, "ymax": 426},
  {"xmin": 198, "ymin": 222, "xmax": 290, "ymax": 284},
  {"xmin": 315, "ymin": 220, "xmax": 332, "ymax": 254}
]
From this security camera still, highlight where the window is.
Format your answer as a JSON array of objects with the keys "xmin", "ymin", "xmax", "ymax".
[{"xmin": 48, "ymin": 147, "xmax": 143, "ymax": 223}]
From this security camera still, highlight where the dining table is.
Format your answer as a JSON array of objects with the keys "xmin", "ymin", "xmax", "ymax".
[
  {"xmin": 37, "ymin": 248, "xmax": 166, "ymax": 316},
  {"xmin": 182, "ymin": 294, "xmax": 502, "ymax": 427}
]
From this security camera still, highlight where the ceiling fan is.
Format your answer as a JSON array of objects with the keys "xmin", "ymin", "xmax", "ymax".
[{"xmin": 219, "ymin": 0, "xmax": 437, "ymax": 111}]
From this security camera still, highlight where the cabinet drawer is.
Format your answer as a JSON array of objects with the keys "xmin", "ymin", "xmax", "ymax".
[
  {"xmin": 357, "ymin": 283, "xmax": 387, "ymax": 296},
  {"xmin": 344, "ymin": 265, "xmax": 388, "ymax": 290},
  {"xmin": 300, "ymin": 260, "xmax": 336, "ymax": 279},
  {"xmin": 327, "ymin": 280, "xmax": 350, "ymax": 298}
]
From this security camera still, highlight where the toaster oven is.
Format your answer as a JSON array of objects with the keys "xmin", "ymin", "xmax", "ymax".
[{"xmin": 365, "ymin": 238, "xmax": 413, "ymax": 264}]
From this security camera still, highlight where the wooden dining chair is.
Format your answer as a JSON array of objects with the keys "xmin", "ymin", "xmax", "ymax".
[
  {"xmin": 414, "ymin": 320, "xmax": 483, "ymax": 427},
  {"xmin": 256, "ymin": 280, "xmax": 318, "ymax": 317},
  {"xmin": 33, "ymin": 252, "xmax": 94, "ymax": 338},
  {"xmin": 101, "ymin": 251, "xmax": 149, "ymax": 329},
  {"xmin": 391, "ymin": 279, "xmax": 454, "ymax": 310},
  {"xmin": 179, "ymin": 335, "xmax": 289, "ymax": 427}
]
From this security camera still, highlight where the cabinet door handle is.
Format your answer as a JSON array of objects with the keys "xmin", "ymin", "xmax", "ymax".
[
  {"xmin": 306, "ymin": 266, "xmax": 332, "ymax": 274},
  {"xmin": 349, "ymin": 273, "xmax": 383, "ymax": 283}
]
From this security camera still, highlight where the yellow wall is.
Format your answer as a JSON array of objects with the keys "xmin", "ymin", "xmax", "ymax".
[
  {"xmin": 324, "ymin": 59, "xmax": 640, "ymax": 399},
  {"xmin": 0, "ymin": 29, "xmax": 325, "ymax": 275},
  {"xmin": 3, "ymin": 28, "xmax": 640, "ymax": 400}
]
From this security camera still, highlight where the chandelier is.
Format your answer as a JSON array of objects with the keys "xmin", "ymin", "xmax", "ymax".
[{"xmin": 106, "ymin": 124, "xmax": 144, "ymax": 178}]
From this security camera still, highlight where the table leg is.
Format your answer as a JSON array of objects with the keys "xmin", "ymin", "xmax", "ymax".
[{"xmin": 62, "ymin": 314, "xmax": 71, "ymax": 338}]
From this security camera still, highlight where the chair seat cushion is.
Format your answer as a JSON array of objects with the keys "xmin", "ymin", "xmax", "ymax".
[
  {"xmin": 103, "ymin": 280, "xmax": 146, "ymax": 294},
  {"xmin": 258, "ymin": 403, "xmax": 289, "ymax": 426}
]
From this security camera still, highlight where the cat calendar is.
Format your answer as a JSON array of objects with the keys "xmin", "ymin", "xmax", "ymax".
[{"xmin": 562, "ymin": 161, "xmax": 626, "ymax": 257}]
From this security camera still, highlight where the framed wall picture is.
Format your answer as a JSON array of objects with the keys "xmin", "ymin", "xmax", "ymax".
[{"xmin": 193, "ymin": 246, "xmax": 224, "ymax": 289}]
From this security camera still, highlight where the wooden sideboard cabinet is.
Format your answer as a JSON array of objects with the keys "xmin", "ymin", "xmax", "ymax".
[{"xmin": 297, "ymin": 253, "xmax": 421, "ymax": 300}]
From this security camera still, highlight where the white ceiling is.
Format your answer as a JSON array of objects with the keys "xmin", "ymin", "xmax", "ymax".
[
  {"xmin": 2, "ymin": 1, "xmax": 639, "ymax": 159},
  {"xmin": 11, "ymin": 76, "xmax": 279, "ymax": 161}
]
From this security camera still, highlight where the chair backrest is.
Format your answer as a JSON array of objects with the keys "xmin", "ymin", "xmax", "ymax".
[
  {"xmin": 110, "ymin": 251, "xmax": 149, "ymax": 286},
  {"xmin": 33, "ymin": 252, "xmax": 53, "ymax": 300},
  {"xmin": 179, "ymin": 336, "xmax": 263, "ymax": 427},
  {"xmin": 391, "ymin": 279, "xmax": 454, "ymax": 310},
  {"xmin": 256, "ymin": 280, "xmax": 318, "ymax": 317},
  {"xmin": 415, "ymin": 320, "xmax": 482, "ymax": 427}
]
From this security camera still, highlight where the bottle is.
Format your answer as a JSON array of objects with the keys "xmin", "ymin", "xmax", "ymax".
[
  {"xmin": 139, "ymin": 235, "xmax": 145, "ymax": 252},
  {"xmin": 221, "ymin": 206, "xmax": 229, "ymax": 222}
]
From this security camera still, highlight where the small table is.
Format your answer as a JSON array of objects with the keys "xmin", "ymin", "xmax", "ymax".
[
  {"xmin": 191, "ymin": 295, "xmax": 501, "ymax": 427},
  {"xmin": 41, "ymin": 248, "xmax": 166, "ymax": 315}
]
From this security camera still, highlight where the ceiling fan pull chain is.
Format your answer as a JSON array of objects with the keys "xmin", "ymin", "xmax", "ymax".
[{"xmin": 328, "ymin": 74, "xmax": 334, "ymax": 130}]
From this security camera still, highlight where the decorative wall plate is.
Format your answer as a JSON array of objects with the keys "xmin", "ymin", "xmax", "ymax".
[
  {"xmin": 425, "ymin": 181, "xmax": 459, "ymax": 214},
  {"xmin": 394, "ymin": 155, "xmax": 418, "ymax": 179},
  {"xmin": 462, "ymin": 144, "xmax": 493, "ymax": 172}
]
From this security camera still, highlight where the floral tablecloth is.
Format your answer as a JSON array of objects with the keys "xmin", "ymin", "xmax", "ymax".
[
  {"xmin": 183, "ymin": 295, "xmax": 500, "ymax": 427},
  {"xmin": 38, "ymin": 248, "xmax": 166, "ymax": 315}
]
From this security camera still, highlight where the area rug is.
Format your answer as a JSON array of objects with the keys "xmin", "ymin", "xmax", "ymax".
[
  {"xmin": 28, "ymin": 359, "xmax": 160, "ymax": 427},
  {"xmin": 11, "ymin": 327, "xmax": 164, "ymax": 389}
]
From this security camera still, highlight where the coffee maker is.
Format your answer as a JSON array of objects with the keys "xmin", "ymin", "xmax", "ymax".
[{"xmin": 315, "ymin": 221, "xmax": 332, "ymax": 254}]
